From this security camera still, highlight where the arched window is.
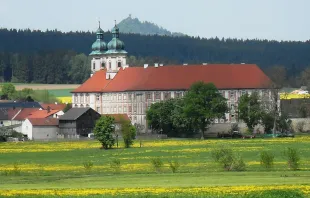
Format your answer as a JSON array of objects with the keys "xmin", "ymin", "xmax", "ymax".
[{"xmin": 118, "ymin": 62, "xmax": 121, "ymax": 68}]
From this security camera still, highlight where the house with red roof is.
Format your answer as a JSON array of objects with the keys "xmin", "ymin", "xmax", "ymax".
[{"xmin": 71, "ymin": 23, "xmax": 272, "ymax": 134}]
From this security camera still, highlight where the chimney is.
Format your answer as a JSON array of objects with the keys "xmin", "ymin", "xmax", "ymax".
[
  {"xmin": 154, "ymin": 63, "xmax": 159, "ymax": 67},
  {"xmin": 144, "ymin": 64, "xmax": 148, "ymax": 69},
  {"xmin": 183, "ymin": 63, "xmax": 188, "ymax": 66},
  {"xmin": 159, "ymin": 64, "xmax": 164, "ymax": 66},
  {"xmin": 47, "ymin": 106, "xmax": 51, "ymax": 113},
  {"xmin": 202, "ymin": 63, "xmax": 208, "ymax": 65}
]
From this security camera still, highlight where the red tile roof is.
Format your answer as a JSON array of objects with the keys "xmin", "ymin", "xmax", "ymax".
[
  {"xmin": 73, "ymin": 70, "xmax": 111, "ymax": 92},
  {"xmin": 27, "ymin": 109, "xmax": 60, "ymax": 119},
  {"xmin": 7, "ymin": 108, "xmax": 22, "ymax": 120},
  {"xmin": 41, "ymin": 104, "xmax": 66, "ymax": 111},
  {"xmin": 27, "ymin": 118, "xmax": 59, "ymax": 126},
  {"xmin": 13, "ymin": 108, "xmax": 40, "ymax": 120},
  {"xmin": 103, "ymin": 114, "xmax": 130, "ymax": 123},
  {"xmin": 72, "ymin": 64, "xmax": 272, "ymax": 93}
]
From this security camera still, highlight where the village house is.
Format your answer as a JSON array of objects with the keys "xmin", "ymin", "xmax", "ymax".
[
  {"xmin": 22, "ymin": 118, "xmax": 59, "ymax": 140},
  {"xmin": 59, "ymin": 107, "xmax": 101, "ymax": 138},
  {"xmin": 71, "ymin": 23, "xmax": 273, "ymax": 133}
]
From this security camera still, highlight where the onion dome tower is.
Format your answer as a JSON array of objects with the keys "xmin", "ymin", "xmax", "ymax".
[
  {"xmin": 89, "ymin": 21, "xmax": 107, "ymax": 76},
  {"xmin": 104, "ymin": 21, "xmax": 128, "ymax": 79}
]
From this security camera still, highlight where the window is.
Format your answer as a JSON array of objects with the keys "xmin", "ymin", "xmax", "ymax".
[
  {"xmin": 86, "ymin": 104, "xmax": 89, "ymax": 107},
  {"xmin": 102, "ymin": 62, "xmax": 105, "ymax": 68},
  {"xmin": 109, "ymin": 62, "xmax": 112, "ymax": 69},
  {"xmin": 134, "ymin": 116, "xmax": 137, "ymax": 121},
  {"xmin": 155, "ymin": 92, "xmax": 161, "ymax": 100},
  {"xmin": 80, "ymin": 104, "xmax": 84, "ymax": 107},
  {"xmin": 147, "ymin": 103, "xmax": 151, "ymax": 109},
  {"xmin": 118, "ymin": 94, "xmax": 122, "ymax": 100},
  {"xmin": 93, "ymin": 62, "xmax": 95, "ymax": 70},
  {"xmin": 133, "ymin": 104, "xmax": 137, "ymax": 113},
  {"xmin": 113, "ymin": 94, "xmax": 117, "ymax": 100},
  {"xmin": 123, "ymin": 106, "xmax": 127, "ymax": 113},
  {"xmin": 118, "ymin": 62, "xmax": 121, "ymax": 67},
  {"xmin": 128, "ymin": 94, "xmax": 132, "ymax": 100},
  {"xmin": 85, "ymin": 94, "xmax": 89, "ymax": 102},
  {"xmin": 241, "ymin": 90, "xmax": 246, "ymax": 96},
  {"xmin": 96, "ymin": 107, "xmax": 100, "ymax": 112},
  {"xmin": 123, "ymin": 93, "xmax": 127, "ymax": 100},
  {"xmin": 147, "ymin": 92, "xmax": 152, "ymax": 100},
  {"xmin": 80, "ymin": 94, "xmax": 84, "ymax": 103},
  {"xmin": 113, "ymin": 106, "xmax": 116, "ymax": 112},
  {"xmin": 128, "ymin": 105, "xmax": 132, "ymax": 113},
  {"xmin": 96, "ymin": 95, "xmax": 100, "ymax": 101},
  {"xmin": 74, "ymin": 94, "xmax": 78, "ymax": 103},
  {"xmin": 230, "ymin": 91, "xmax": 234, "ymax": 99},
  {"xmin": 164, "ymin": 92, "xmax": 171, "ymax": 100},
  {"xmin": 175, "ymin": 92, "xmax": 181, "ymax": 98},
  {"xmin": 118, "ymin": 106, "xmax": 122, "ymax": 113}
]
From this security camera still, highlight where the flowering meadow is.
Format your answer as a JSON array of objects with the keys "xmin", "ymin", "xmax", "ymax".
[{"xmin": 0, "ymin": 137, "xmax": 310, "ymax": 197}]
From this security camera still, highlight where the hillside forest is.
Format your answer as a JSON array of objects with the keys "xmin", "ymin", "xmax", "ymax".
[{"xmin": 0, "ymin": 28, "xmax": 310, "ymax": 87}]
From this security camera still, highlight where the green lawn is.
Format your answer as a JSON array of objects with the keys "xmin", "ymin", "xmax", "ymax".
[
  {"xmin": 0, "ymin": 137, "xmax": 309, "ymax": 197},
  {"xmin": 47, "ymin": 89, "xmax": 73, "ymax": 97}
]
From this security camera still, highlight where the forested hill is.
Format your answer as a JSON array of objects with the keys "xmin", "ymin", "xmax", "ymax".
[
  {"xmin": 0, "ymin": 28, "xmax": 310, "ymax": 86},
  {"xmin": 116, "ymin": 15, "xmax": 184, "ymax": 36}
]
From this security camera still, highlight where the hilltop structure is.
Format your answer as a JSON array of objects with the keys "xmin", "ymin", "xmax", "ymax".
[{"xmin": 72, "ymin": 23, "xmax": 272, "ymax": 133}]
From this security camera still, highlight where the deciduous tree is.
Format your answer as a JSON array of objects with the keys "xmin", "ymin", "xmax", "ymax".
[
  {"xmin": 120, "ymin": 119, "xmax": 136, "ymax": 148},
  {"xmin": 183, "ymin": 82, "xmax": 227, "ymax": 139},
  {"xmin": 94, "ymin": 116, "xmax": 115, "ymax": 149},
  {"xmin": 238, "ymin": 92, "xmax": 262, "ymax": 132}
]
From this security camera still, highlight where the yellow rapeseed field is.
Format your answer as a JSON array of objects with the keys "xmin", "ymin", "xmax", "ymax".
[{"xmin": 0, "ymin": 185, "xmax": 310, "ymax": 196}]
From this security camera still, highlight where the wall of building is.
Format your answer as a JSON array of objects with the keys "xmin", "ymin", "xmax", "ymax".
[
  {"xmin": 21, "ymin": 119, "xmax": 32, "ymax": 138},
  {"xmin": 72, "ymin": 89, "xmax": 273, "ymax": 133},
  {"xmin": 32, "ymin": 126, "xmax": 58, "ymax": 140}
]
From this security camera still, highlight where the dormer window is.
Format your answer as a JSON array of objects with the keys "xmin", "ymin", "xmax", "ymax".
[
  {"xmin": 109, "ymin": 62, "xmax": 112, "ymax": 70},
  {"xmin": 93, "ymin": 62, "xmax": 95, "ymax": 70},
  {"xmin": 118, "ymin": 62, "xmax": 121, "ymax": 68},
  {"xmin": 102, "ymin": 62, "xmax": 105, "ymax": 68}
]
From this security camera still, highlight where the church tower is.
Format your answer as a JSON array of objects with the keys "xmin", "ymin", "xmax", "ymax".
[
  {"xmin": 104, "ymin": 22, "xmax": 127, "ymax": 79},
  {"xmin": 89, "ymin": 22, "xmax": 107, "ymax": 76}
]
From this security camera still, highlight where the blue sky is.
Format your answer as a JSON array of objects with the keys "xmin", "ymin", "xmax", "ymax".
[{"xmin": 0, "ymin": 0, "xmax": 309, "ymax": 41}]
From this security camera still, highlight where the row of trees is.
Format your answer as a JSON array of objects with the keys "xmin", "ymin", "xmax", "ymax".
[
  {"xmin": 146, "ymin": 82, "xmax": 293, "ymax": 138},
  {"xmin": 1, "ymin": 28, "xmax": 310, "ymax": 86},
  {"xmin": 147, "ymin": 82, "xmax": 228, "ymax": 139},
  {"xmin": 0, "ymin": 51, "xmax": 176, "ymax": 84},
  {"xmin": 1, "ymin": 83, "xmax": 59, "ymax": 103}
]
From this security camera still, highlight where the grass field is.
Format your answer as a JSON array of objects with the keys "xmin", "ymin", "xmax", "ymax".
[{"xmin": 0, "ymin": 137, "xmax": 310, "ymax": 197}]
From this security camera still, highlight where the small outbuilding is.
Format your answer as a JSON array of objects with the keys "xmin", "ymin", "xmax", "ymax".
[
  {"xmin": 59, "ymin": 107, "xmax": 101, "ymax": 138},
  {"xmin": 22, "ymin": 118, "xmax": 59, "ymax": 140}
]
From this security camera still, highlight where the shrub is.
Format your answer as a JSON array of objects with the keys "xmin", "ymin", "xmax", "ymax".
[
  {"xmin": 211, "ymin": 147, "xmax": 245, "ymax": 171},
  {"xmin": 151, "ymin": 157, "xmax": 163, "ymax": 173},
  {"xmin": 232, "ymin": 155, "xmax": 246, "ymax": 171},
  {"xmin": 83, "ymin": 161, "xmax": 94, "ymax": 172},
  {"xmin": 121, "ymin": 119, "xmax": 136, "ymax": 148},
  {"xmin": 168, "ymin": 160, "xmax": 180, "ymax": 173},
  {"xmin": 110, "ymin": 159, "xmax": 121, "ymax": 173},
  {"xmin": 260, "ymin": 151, "xmax": 274, "ymax": 169},
  {"xmin": 284, "ymin": 147, "xmax": 300, "ymax": 170}
]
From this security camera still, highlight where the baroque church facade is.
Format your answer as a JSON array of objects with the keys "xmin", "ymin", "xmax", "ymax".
[{"xmin": 72, "ymin": 23, "xmax": 272, "ymax": 132}]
